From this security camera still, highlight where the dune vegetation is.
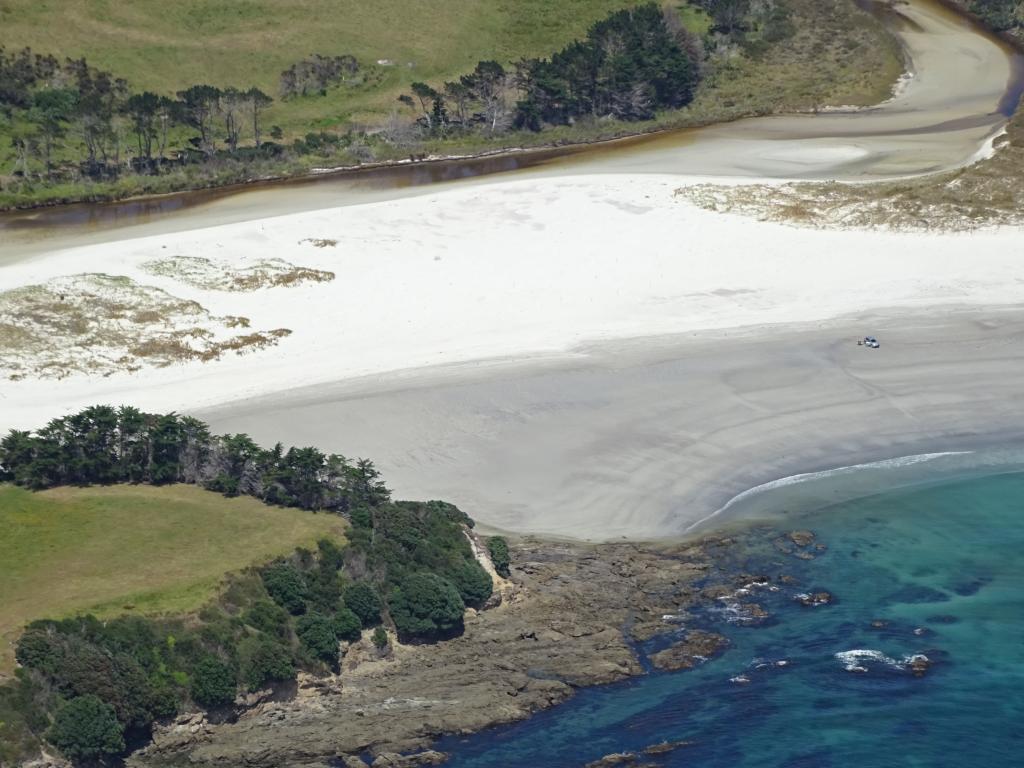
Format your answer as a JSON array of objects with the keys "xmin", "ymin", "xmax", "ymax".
[{"xmin": 675, "ymin": 104, "xmax": 1024, "ymax": 231}]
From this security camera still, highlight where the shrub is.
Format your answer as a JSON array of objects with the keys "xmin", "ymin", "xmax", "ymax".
[
  {"xmin": 371, "ymin": 626, "xmax": 389, "ymax": 651},
  {"xmin": 388, "ymin": 573, "xmax": 465, "ymax": 641},
  {"xmin": 14, "ymin": 630, "xmax": 59, "ymax": 673},
  {"xmin": 237, "ymin": 637, "xmax": 294, "ymax": 690},
  {"xmin": 306, "ymin": 565, "xmax": 343, "ymax": 614},
  {"xmin": 350, "ymin": 505, "xmax": 372, "ymax": 528},
  {"xmin": 487, "ymin": 536, "xmax": 511, "ymax": 577},
  {"xmin": 332, "ymin": 607, "xmax": 363, "ymax": 643},
  {"xmin": 148, "ymin": 683, "xmax": 180, "ymax": 719},
  {"xmin": 261, "ymin": 562, "xmax": 308, "ymax": 614},
  {"xmin": 450, "ymin": 560, "xmax": 493, "ymax": 607},
  {"xmin": 295, "ymin": 613, "xmax": 338, "ymax": 664},
  {"xmin": 343, "ymin": 581, "xmax": 382, "ymax": 626},
  {"xmin": 47, "ymin": 695, "xmax": 125, "ymax": 761},
  {"xmin": 190, "ymin": 657, "xmax": 237, "ymax": 708},
  {"xmin": 317, "ymin": 538, "xmax": 346, "ymax": 571},
  {"xmin": 243, "ymin": 600, "xmax": 290, "ymax": 638}
]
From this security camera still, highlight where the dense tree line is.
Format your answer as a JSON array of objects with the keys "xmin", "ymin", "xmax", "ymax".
[
  {"xmin": 967, "ymin": 0, "xmax": 1024, "ymax": 33},
  {"xmin": 0, "ymin": 46, "xmax": 277, "ymax": 179},
  {"xmin": 280, "ymin": 54, "xmax": 359, "ymax": 98},
  {"xmin": 396, "ymin": 0, "xmax": 800, "ymax": 139},
  {"xmin": 488, "ymin": 536, "xmax": 511, "ymax": 577},
  {"xmin": 514, "ymin": 4, "xmax": 701, "ymax": 127},
  {"xmin": 400, "ymin": 3, "xmax": 703, "ymax": 134},
  {"xmin": 0, "ymin": 405, "xmax": 388, "ymax": 512},
  {"xmin": 2, "ymin": 405, "xmax": 508, "ymax": 764}
]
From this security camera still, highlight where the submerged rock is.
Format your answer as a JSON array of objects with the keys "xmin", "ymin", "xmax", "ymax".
[
  {"xmin": 649, "ymin": 630, "xmax": 729, "ymax": 671},
  {"xmin": 795, "ymin": 591, "xmax": 833, "ymax": 607},
  {"xmin": 885, "ymin": 585, "xmax": 950, "ymax": 604},
  {"xmin": 738, "ymin": 603, "xmax": 770, "ymax": 622},
  {"xmin": 370, "ymin": 751, "xmax": 448, "ymax": 766},
  {"xmin": 906, "ymin": 654, "xmax": 932, "ymax": 677},
  {"xmin": 643, "ymin": 739, "xmax": 695, "ymax": 755},
  {"xmin": 788, "ymin": 530, "xmax": 816, "ymax": 547},
  {"xmin": 585, "ymin": 753, "xmax": 638, "ymax": 767}
]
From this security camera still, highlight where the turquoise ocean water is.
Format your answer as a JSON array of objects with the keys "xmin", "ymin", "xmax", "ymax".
[{"xmin": 439, "ymin": 459, "xmax": 1024, "ymax": 767}]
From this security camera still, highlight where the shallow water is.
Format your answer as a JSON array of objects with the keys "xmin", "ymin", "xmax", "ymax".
[{"xmin": 438, "ymin": 468, "xmax": 1024, "ymax": 767}]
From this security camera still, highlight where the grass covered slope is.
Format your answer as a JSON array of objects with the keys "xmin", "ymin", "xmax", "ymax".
[{"xmin": 0, "ymin": 483, "xmax": 346, "ymax": 676}]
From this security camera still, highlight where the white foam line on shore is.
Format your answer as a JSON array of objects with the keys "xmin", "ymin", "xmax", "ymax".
[{"xmin": 683, "ymin": 451, "xmax": 975, "ymax": 533}]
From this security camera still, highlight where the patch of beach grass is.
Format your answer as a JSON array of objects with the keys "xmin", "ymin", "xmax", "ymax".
[
  {"xmin": 0, "ymin": 483, "xmax": 347, "ymax": 678},
  {"xmin": 675, "ymin": 107, "xmax": 1024, "ymax": 231},
  {"xmin": 0, "ymin": 273, "xmax": 291, "ymax": 379},
  {"xmin": 141, "ymin": 255, "xmax": 335, "ymax": 291}
]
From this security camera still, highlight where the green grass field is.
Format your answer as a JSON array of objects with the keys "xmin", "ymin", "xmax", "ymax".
[{"xmin": 0, "ymin": 483, "xmax": 346, "ymax": 677}]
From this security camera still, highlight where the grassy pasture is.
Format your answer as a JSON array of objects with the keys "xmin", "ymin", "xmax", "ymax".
[{"xmin": 0, "ymin": 482, "xmax": 346, "ymax": 676}]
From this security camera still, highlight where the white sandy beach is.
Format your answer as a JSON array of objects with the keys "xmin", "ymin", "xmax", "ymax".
[
  {"xmin": 1, "ymin": 0, "xmax": 1023, "ymax": 538},
  {"xmin": 2, "ymin": 171, "xmax": 1024, "ymax": 542},
  {"xmin": 2, "ymin": 170, "xmax": 1024, "ymax": 426}
]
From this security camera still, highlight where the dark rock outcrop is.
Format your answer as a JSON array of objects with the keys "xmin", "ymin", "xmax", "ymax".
[
  {"xmin": 131, "ymin": 539, "xmax": 725, "ymax": 768},
  {"xmin": 795, "ymin": 591, "xmax": 833, "ymax": 607},
  {"xmin": 649, "ymin": 630, "xmax": 729, "ymax": 672}
]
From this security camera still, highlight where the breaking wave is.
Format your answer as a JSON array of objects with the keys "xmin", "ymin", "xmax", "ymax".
[{"xmin": 686, "ymin": 445, "xmax": 1024, "ymax": 533}]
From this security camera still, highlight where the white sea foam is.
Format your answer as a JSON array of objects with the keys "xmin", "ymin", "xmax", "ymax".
[
  {"xmin": 835, "ymin": 649, "xmax": 935, "ymax": 674},
  {"xmin": 686, "ymin": 451, "xmax": 975, "ymax": 532},
  {"xmin": 835, "ymin": 650, "xmax": 933, "ymax": 674},
  {"xmin": 835, "ymin": 649, "xmax": 899, "ymax": 673}
]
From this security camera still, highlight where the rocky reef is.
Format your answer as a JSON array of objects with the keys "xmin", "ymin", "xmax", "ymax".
[{"xmin": 131, "ymin": 538, "xmax": 722, "ymax": 768}]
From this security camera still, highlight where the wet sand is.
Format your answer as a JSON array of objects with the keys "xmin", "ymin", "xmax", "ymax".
[{"xmin": 199, "ymin": 307, "xmax": 1024, "ymax": 540}]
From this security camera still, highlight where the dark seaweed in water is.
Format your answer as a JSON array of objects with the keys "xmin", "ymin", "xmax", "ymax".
[{"xmin": 438, "ymin": 471, "xmax": 1024, "ymax": 767}]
